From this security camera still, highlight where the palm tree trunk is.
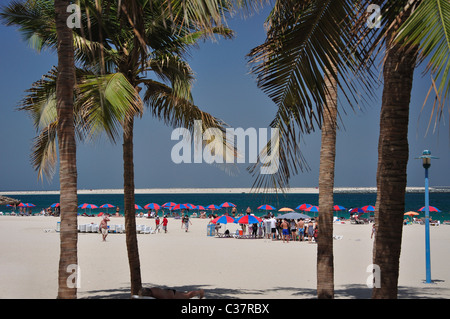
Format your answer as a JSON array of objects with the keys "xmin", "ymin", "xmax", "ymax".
[
  {"xmin": 317, "ymin": 65, "xmax": 338, "ymax": 299},
  {"xmin": 372, "ymin": 11, "xmax": 418, "ymax": 299},
  {"xmin": 123, "ymin": 114, "xmax": 142, "ymax": 296},
  {"xmin": 55, "ymin": 0, "xmax": 78, "ymax": 299}
]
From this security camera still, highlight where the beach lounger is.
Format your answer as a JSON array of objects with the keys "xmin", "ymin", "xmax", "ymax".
[
  {"xmin": 79, "ymin": 224, "xmax": 87, "ymax": 232},
  {"xmin": 142, "ymin": 226, "xmax": 152, "ymax": 234}
]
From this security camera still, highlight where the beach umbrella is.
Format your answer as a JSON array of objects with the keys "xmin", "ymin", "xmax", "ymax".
[
  {"xmin": 162, "ymin": 202, "xmax": 176, "ymax": 208},
  {"xmin": 172, "ymin": 203, "xmax": 188, "ymax": 210},
  {"xmin": 362, "ymin": 205, "xmax": 375, "ymax": 212},
  {"xmin": 349, "ymin": 207, "xmax": 364, "ymax": 214},
  {"xmin": 100, "ymin": 204, "xmax": 115, "ymax": 214},
  {"xmin": 144, "ymin": 203, "xmax": 161, "ymax": 210},
  {"xmin": 78, "ymin": 203, "xmax": 98, "ymax": 215},
  {"xmin": 258, "ymin": 204, "xmax": 276, "ymax": 210},
  {"xmin": 333, "ymin": 205, "xmax": 345, "ymax": 211},
  {"xmin": 206, "ymin": 204, "xmax": 221, "ymax": 211},
  {"xmin": 78, "ymin": 203, "xmax": 98, "ymax": 209},
  {"xmin": 211, "ymin": 215, "xmax": 235, "ymax": 224},
  {"xmin": 135, "ymin": 204, "xmax": 143, "ymax": 210},
  {"xmin": 195, "ymin": 205, "xmax": 206, "ymax": 210},
  {"xmin": 305, "ymin": 206, "xmax": 319, "ymax": 212},
  {"xmin": 235, "ymin": 215, "xmax": 263, "ymax": 224},
  {"xmin": 220, "ymin": 202, "xmax": 236, "ymax": 208},
  {"xmin": 418, "ymin": 206, "xmax": 441, "ymax": 212},
  {"xmin": 50, "ymin": 203, "xmax": 60, "ymax": 208},
  {"xmin": 296, "ymin": 203, "xmax": 312, "ymax": 210},
  {"xmin": 276, "ymin": 212, "xmax": 310, "ymax": 220},
  {"xmin": 18, "ymin": 203, "xmax": 36, "ymax": 208},
  {"xmin": 278, "ymin": 207, "xmax": 294, "ymax": 212},
  {"xmin": 98, "ymin": 212, "xmax": 104, "ymax": 217},
  {"xmin": 183, "ymin": 203, "xmax": 196, "ymax": 210},
  {"xmin": 100, "ymin": 204, "xmax": 115, "ymax": 208},
  {"xmin": 404, "ymin": 211, "xmax": 419, "ymax": 222}
]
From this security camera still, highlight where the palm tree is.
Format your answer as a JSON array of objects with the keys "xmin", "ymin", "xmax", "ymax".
[
  {"xmin": 2, "ymin": 0, "xmax": 236, "ymax": 297},
  {"xmin": 54, "ymin": 0, "xmax": 78, "ymax": 299},
  {"xmin": 247, "ymin": 0, "xmax": 375, "ymax": 298}
]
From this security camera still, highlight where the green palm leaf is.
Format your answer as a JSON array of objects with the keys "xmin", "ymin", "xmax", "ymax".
[{"xmin": 396, "ymin": 0, "xmax": 450, "ymax": 123}]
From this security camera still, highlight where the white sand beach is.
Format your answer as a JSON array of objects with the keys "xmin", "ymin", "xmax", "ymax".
[{"xmin": 0, "ymin": 215, "xmax": 449, "ymax": 299}]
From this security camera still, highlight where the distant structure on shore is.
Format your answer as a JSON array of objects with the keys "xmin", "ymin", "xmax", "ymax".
[{"xmin": 2, "ymin": 186, "xmax": 450, "ymax": 195}]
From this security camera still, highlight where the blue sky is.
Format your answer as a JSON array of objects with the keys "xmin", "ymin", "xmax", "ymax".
[{"xmin": 0, "ymin": 3, "xmax": 449, "ymax": 191}]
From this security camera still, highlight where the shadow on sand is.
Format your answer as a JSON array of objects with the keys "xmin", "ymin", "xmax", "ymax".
[{"xmin": 80, "ymin": 281, "xmax": 449, "ymax": 299}]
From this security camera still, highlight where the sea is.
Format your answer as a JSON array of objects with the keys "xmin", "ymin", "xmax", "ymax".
[{"xmin": 3, "ymin": 190, "xmax": 450, "ymax": 222}]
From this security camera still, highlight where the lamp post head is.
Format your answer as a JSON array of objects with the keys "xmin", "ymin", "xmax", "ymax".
[{"xmin": 415, "ymin": 150, "xmax": 439, "ymax": 169}]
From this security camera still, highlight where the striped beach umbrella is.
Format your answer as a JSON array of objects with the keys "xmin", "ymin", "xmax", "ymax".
[
  {"xmin": 162, "ymin": 202, "xmax": 176, "ymax": 208},
  {"xmin": 50, "ymin": 203, "xmax": 60, "ymax": 208},
  {"xmin": 211, "ymin": 215, "xmax": 235, "ymax": 224},
  {"xmin": 135, "ymin": 204, "xmax": 143, "ymax": 210},
  {"xmin": 206, "ymin": 204, "xmax": 221, "ymax": 211},
  {"xmin": 172, "ymin": 203, "xmax": 188, "ymax": 210},
  {"xmin": 258, "ymin": 204, "xmax": 276, "ymax": 210},
  {"xmin": 333, "ymin": 205, "xmax": 345, "ymax": 211},
  {"xmin": 144, "ymin": 203, "xmax": 161, "ymax": 210},
  {"xmin": 305, "ymin": 205, "xmax": 319, "ymax": 212},
  {"xmin": 418, "ymin": 206, "xmax": 441, "ymax": 212},
  {"xmin": 100, "ymin": 204, "xmax": 115, "ymax": 214},
  {"xmin": 296, "ymin": 203, "xmax": 312, "ymax": 211},
  {"xmin": 195, "ymin": 205, "xmax": 206, "ymax": 210},
  {"xmin": 362, "ymin": 205, "xmax": 375, "ymax": 212},
  {"xmin": 220, "ymin": 202, "xmax": 236, "ymax": 208},
  {"xmin": 235, "ymin": 215, "xmax": 263, "ymax": 224}
]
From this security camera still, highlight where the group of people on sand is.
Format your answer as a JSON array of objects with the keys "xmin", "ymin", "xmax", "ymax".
[{"xmin": 263, "ymin": 215, "xmax": 318, "ymax": 243}]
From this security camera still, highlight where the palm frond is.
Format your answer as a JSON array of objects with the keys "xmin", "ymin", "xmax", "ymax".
[
  {"xmin": 76, "ymin": 72, "xmax": 143, "ymax": 142},
  {"xmin": 396, "ymin": 0, "xmax": 450, "ymax": 114}
]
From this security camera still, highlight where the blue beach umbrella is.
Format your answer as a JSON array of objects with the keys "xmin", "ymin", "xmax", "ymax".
[
  {"xmin": 333, "ymin": 205, "xmax": 345, "ymax": 211},
  {"xmin": 172, "ymin": 203, "xmax": 188, "ymax": 210},
  {"xmin": 419, "ymin": 206, "xmax": 441, "ymax": 212},
  {"xmin": 162, "ymin": 202, "xmax": 176, "ymax": 209},
  {"xmin": 100, "ymin": 203, "xmax": 115, "ymax": 214},
  {"xmin": 349, "ymin": 207, "xmax": 365, "ymax": 214},
  {"xmin": 135, "ymin": 204, "xmax": 143, "ymax": 210},
  {"xmin": 78, "ymin": 203, "xmax": 98, "ymax": 215},
  {"xmin": 258, "ymin": 204, "xmax": 276, "ymax": 210},
  {"xmin": 206, "ymin": 204, "xmax": 221, "ymax": 211},
  {"xmin": 183, "ymin": 203, "xmax": 196, "ymax": 210},
  {"xmin": 296, "ymin": 203, "xmax": 312, "ymax": 211},
  {"xmin": 220, "ymin": 202, "xmax": 236, "ymax": 208},
  {"xmin": 144, "ymin": 203, "xmax": 161, "ymax": 210},
  {"xmin": 234, "ymin": 214, "xmax": 263, "ymax": 224},
  {"xmin": 362, "ymin": 205, "xmax": 375, "ymax": 212},
  {"xmin": 211, "ymin": 215, "xmax": 235, "ymax": 224}
]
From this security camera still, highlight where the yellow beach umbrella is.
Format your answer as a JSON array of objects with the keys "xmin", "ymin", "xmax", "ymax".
[
  {"xmin": 279, "ymin": 207, "xmax": 294, "ymax": 212},
  {"xmin": 404, "ymin": 211, "xmax": 419, "ymax": 216}
]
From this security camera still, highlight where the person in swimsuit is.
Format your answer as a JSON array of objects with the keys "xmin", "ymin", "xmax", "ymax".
[
  {"xmin": 281, "ymin": 219, "xmax": 290, "ymax": 243},
  {"xmin": 99, "ymin": 215, "xmax": 110, "ymax": 242},
  {"xmin": 307, "ymin": 219, "xmax": 315, "ymax": 243},
  {"xmin": 297, "ymin": 219, "xmax": 305, "ymax": 241}
]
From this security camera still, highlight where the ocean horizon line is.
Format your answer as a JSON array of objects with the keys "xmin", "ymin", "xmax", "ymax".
[{"xmin": 2, "ymin": 186, "xmax": 449, "ymax": 196}]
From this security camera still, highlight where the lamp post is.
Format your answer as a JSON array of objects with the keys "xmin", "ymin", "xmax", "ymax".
[{"xmin": 416, "ymin": 150, "xmax": 438, "ymax": 284}]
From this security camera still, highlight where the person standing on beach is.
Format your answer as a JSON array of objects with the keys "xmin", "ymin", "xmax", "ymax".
[
  {"xmin": 281, "ymin": 219, "xmax": 290, "ymax": 243},
  {"xmin": 270, "ymin": 216, "xmax": 277, "ymax": 240},
  {"xmin": 155, "ymin": 215, "xmax": 160, "ymax": 233},
  {"xmin": 307, "ymin": 219, "xmax": 315, "ymax": 243},
  {"xmin": 162, "ymin": 215, "xmax": 168, "ymax": 233},
  {"xmin": 100, "ymin": 215, "xmax": 110, "ymax": 242},
  {"xmin": 297, "ymin": 219, "xmax": 305, "ymax": 241},
  {"xmin": 183, "ymin": 214, "xmax": 192, "ymax": 232}
]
